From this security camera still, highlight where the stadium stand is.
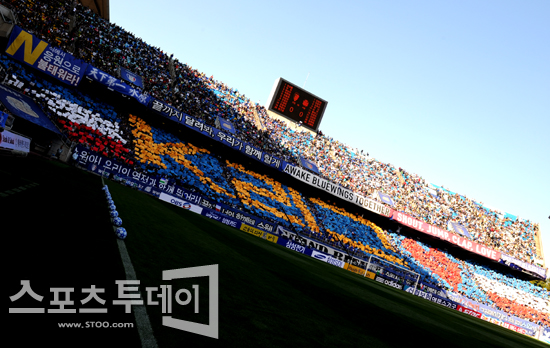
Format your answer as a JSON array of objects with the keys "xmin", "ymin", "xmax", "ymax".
[{"xmin": 1, "ymin": 0, "xmax": 547, "ymax": 337}]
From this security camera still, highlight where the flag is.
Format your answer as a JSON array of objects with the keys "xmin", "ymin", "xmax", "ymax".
[{"xmin": 120, "ymin": 67, "xmax": 144, "ymax": 88}]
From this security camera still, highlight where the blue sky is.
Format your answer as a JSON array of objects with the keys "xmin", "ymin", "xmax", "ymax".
[{"xmin": 111, "ymin": 0, "xmax": 550, "ymax": 268}]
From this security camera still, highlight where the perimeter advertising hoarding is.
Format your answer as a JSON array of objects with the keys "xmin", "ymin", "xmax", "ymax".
[
  {"xmin": 266, "ymin": 78, "xmax": 327, "ymax": 131},
  {"xmin": 276, "ymin": 236, "xmax": 314, "ymax": 257},
  {"xmin": 159, "ymin": 192, "xmax": 203, "ymax": 215},
  {"xmin": 540, "ymin": 327, "xmax": 550, "ymax": 344},
  {"xmin": 456, "ymin": 305, "xmax": 482, "ymax": 319},
  {"xmin": 197, "ymin": 197, "xmax": 277, "ymax": 234},
  {"xmin": 446, "ymin": 292, "xmax": 538, "ymax": 336},
  {"xmin": 310, "ymin": 250, "xmax": 346, "ymax": 268},
  {"xmin": 277, "ymin": 227, "xmax": 366, "ymax": 267},
  {"xmin": 404, "ymin": 286, "xmax": 458, "ymax": 310},
  {"xmin": 374, "ymin": 275, "xmax": 403, "ymax": 290},
  {"xmin": 345, "ymin": 263, "xmax": 366, "ymax": 276}
]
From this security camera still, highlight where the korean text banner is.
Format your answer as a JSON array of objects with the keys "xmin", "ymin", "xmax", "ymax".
[
  {"xmin": 149, "ymin": 99, "xmax": 286, "ymax": 172},
  {"xmin": 198, "ymin": 197, "xmax": 277, "ymax": 233},
  {"xmin": 404, "ymin": 286, "xmax": 459, "ymax": 310},
  {"xmin": 0, "ymin": 84, "xmax": 60, "ymax": 134},
  {"xmin": 73, "ymin": 144, "xmax": 278, "ymax": 233},
  {"xmin": 119, "ymin": 67, "xmax": 144, "ymax": 89},
  {"xmin": 276, "ymin": 236, "xmax": 314, "ymax": 257},
  {"xmin": 283, "ymin": 164, "xmax": 392, "ymax": 217},
  {"xmin": 5, "ymin": 26, "xmax": 88, "ymax": 87},
  {"xmin": 392, "ymin": 211, "xmax": 501, "ymax": 261},
  {"xmin": 85, "ymin": 65, "xmax": 150, "ymax": 106}
]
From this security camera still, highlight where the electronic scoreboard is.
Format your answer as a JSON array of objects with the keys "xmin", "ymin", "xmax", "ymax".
[{"xmin": 266, "ymin": 78, "xmax": 327, "ymax": 131}]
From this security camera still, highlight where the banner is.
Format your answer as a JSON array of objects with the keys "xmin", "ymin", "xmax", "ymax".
[
  {"xmin": 149, "ymin": 101, "xmax": 286, "ymax": 172},
  {"xmin": 5, "ymin": 26, "xmax": 87, "ymax": 86},
  {"xmin": 0, "ymin": 130, "xmax": 31, "ymax": 152},
  {"xmin": 392, "ymin": 211, "xmax": 501, "ymax": 261},
  {"xmin": 283, "ymin": 164, "xmax": 393, "ymax": 218},
  {"xmin": 418, "ymin": 283, "xmax": 449, "ymax": 299},
  {"xmin": 240, "ymin": 224, "xmax": 266, "ymax": 238},
  {"xmin": 85, "ymin": 65, "xmax": 150, "ymax": 106},
  {"xmin": 448, "ymin": 222, "xmax": 472, "ymax": 239},
  {"xmin": 119, "ymin": 67, "xmax": 144, "ymax": 88},
  {"xmin": 200, "ymin": 207, "xmax": 242, "ymax": 229},
  {"xmin": 215, "ymin": 117, "xmax": 236, "ymax": 134},
  {"xmin": 540, "ymin": 327, "xmax": 550, "ymax": 344},
  {"xmin": 500, "ymin": 254, "xmax": 546, "ymax": 279},
  {"xmin": 0, "ymin": 111, "xmax": 7, "ymax": 130},
  {"xmin": 276, "ymin": 236, "xmax": 313, "ymax": 256},
  {"xmin": 198, "ymin": 197, "xmax": 277, "ymax": 233},
  {"xmin": 0, "ymin": 84, "xmax": 60, "ymax": 134},
  {"xmin": 311, "ymin": 250, "xmax": 345, "ymax": 268},
  {"xmin": 276, "ymin": 227, "xmax": 380, "ymax": 271},
  {"xmin": 374, "ymin": 275, "xmax": 403, "ymax": 290},
  {"xmin": 345, "ymin": 263, "xmax": 367, "ymax": 276},
  {"xmin": 74, "ymin": 144, "xmax": 283, "ymax": 235},
  {"xmin": 151, "ymin": 99, "xmax": 185, "ymax": 122},
  {"xmin": 404, "ymin": 286, "xmax": 459, "ymax": 310},
  {"xmin": 159, "ymin": 192, "xmax": 203, "ymax": 214},
  {"xmin": 456, "ymin": 305, "xmax": 482, "ymax": 319},
  {"xmin": 300, "ymin": 157, "xmax": 319, "ymax": 174},
  {"xmin": 446, "ymin": 292, "xmax": 538, "ymax": 336},
  {"xmin": 376, "ymin": 191, "xmax": 395, "ymax": 207}
]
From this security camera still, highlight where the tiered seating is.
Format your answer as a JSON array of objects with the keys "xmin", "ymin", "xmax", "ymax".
[
  {"xmin": 309, "ymin": 198, "xmax": 405, "ymax": 267},
  {"xmin": 227, "ymin": 161, "xmax": 315, "ymax": 231},
  {"xmin": 128, "ymin": 114, "xmax": 240, "ymax": 206},
  {"xmin": 1, "ymin": 54, "xmax": 135, "ymax": 165},
  {"xmin": 388, "ymin": 232, "xmax": 549, "ymax": 327}
]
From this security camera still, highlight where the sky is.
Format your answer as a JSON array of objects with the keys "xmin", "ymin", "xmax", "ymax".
[{"xmin": 111, "ymin": 0, "xmax": 550, "ymax": 270}]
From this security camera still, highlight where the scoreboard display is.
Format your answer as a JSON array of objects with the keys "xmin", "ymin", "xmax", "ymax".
[{"xmin": 266, "ymin": 78, "xmax": 327, "ymax": 131}]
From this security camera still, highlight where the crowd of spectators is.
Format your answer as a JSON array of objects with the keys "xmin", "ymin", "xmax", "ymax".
[
  {"xmin": 3, "ymin": 50, "xmax": 548, "ymax": 330},
  {"xmin": 388, "ymin": 232, "xmax": 549, "ymax": 328},
  {"xmin": 1, "ymin": 0, "xmax": 542, "ymax": 264}
]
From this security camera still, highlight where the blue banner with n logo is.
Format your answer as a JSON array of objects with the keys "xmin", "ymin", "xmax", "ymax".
[{"xmin": 5, "ymin": 26, "xmax": 88, "ymax": 86}]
